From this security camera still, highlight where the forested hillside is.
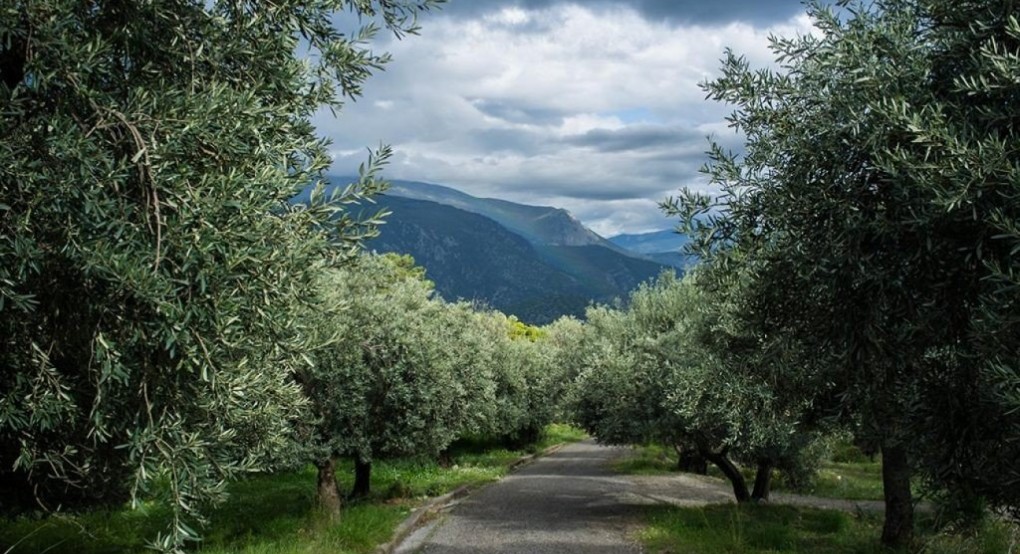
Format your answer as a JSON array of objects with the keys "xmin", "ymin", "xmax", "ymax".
[
  {"xmin": 293, "ymin": 182, "xmax": 673, "ymax": 323},
  {"xmin": 367, "ymin": 196, "xmax": 591, "ymax": 322},
  {"xmin": 365, "ymin": 196, "xmax": 668, "ymax": 323}
]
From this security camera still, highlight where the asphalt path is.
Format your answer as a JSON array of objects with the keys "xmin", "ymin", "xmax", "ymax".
[
  {"xmin": 404, "ymin": 440, "xmax": 644, "ymax": 553},
  {"xmin": 395, "ymin": 438, "xmax": 895, "ymax": 553}
]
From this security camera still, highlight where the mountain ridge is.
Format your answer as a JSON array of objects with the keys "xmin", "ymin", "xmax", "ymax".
[
  {"xmin": 383, "ymin": 179, "xmax": 628, "ymax": 253},
  {"xmin": 367, "ymin": 195, "xmax": 667, "ymax": 323},
  {"xmin": 608, "ymin": 229, "xmax": 693, "ymax": 269},
  {"xmin": 301, "ymin": 176, "xmax": 676, "ymax": 323}
]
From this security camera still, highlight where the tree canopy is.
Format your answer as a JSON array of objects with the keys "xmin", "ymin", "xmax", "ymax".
[
  {"xmin": 0, "ymin": 0, "xmax": 440, "ymax": 548},
  {"xmin": 665, "ymin": 0, "xmax": 1020, "ymax": 545}
]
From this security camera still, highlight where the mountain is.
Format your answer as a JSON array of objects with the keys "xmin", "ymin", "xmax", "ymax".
[
  {"xmin": 299, "ymin": 177, "xmax": 674, "ymax": 323},
  {"xmin": 384, "ymin": 179, "xmax": 628, "ymax": 252},
  {"xmin": 366, "ymin": 195, "xmax": 667, "ymax": 323},
  {"xmin": 609, "ymin": 229, "xmax": 694, "ymax": 269},
  {"xmin": 609, "ymin": 229, "xmax": 688, "ymax": 253}
]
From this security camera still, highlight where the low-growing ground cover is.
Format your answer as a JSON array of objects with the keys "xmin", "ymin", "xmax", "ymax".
[
  {"xmin": 0, "ymin": 424, "xmax": 586, "ymax": 554},
  {"xmin": 639, "ymin": 503, "xmax": 884, "ymax": 553},
  {"xmin": 638, "ymin": 504, "xmax": 1017, "ymax": 554},
  {"xmin": 617, "ymin": 443, "xmax": 1018, "ymax": 553}
]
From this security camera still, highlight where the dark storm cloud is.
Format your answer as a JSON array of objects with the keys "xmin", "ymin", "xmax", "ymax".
[
  {"xmin": 564, "ymin": 125, "xmax": 704, "ymax": 153},
  {"xmin": 437, "ymin": 0, "xmax": 808, "ymax": 25},
  {"xmin": 488, "ymin": 176, "xmax": 673, "ymax": 201},
  {"xmin": 466, "ymin": 127, "xmax": 552, "ymax": 155},
  {"xmin": 470, "ymin": 98, "xmax": 567, "ymax": 126}
]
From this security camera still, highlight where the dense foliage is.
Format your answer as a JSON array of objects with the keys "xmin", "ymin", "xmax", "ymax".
[
  {"xmin": 0, "ymin": 1, "xmax": 573, "ymax": 543},
  {"xmin": 303, "ymin": 254, "xmax": 478, "ymax": 511},
  {"xmin": 663, "ymin": 0, "xmax": 1020, "ymax": 546},
  {"xmin": 0, "ymin": 0, "xmax": 439, "ymax": 548},
  {"xmin": 569, "ymin": 270, "xmax": 825, "ymax": 502},
  {"xmin": 294, "ymin": 252, "xmax": 571, "ymax": 517}
]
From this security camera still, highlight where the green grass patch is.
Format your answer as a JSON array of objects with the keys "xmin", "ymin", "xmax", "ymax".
[
  {"xmin": 618, "ymin": 445, "xmax": 1018, "ymax": 553},
  {"xmin": 0, "ymin": 424, "xmax": 587, "ymax": 554},
  {"xmin": 638, "ymin": 504, "xmax": 1019, "ymax": 554},
  {"xmin": 197, "ymin": 501, "xmax": 410, "ymax": 554},
  {"xmin": 534, "ymin": 423, "xmax": 589, "ymax": 451},
  {"xmin": 918, "ymin": 518, "xmax": 1020, "ymax": 554},
  {"xmin": 612, "ymin": 443, "xmax": 679, "ymax": 475},
  {"xmin": 638, "ymin": 503, "xmax": 886, "ymax": 553},
  {"xmin": 802, "ymin": 461, "xmax": 885, "ymax": 501},
  {"xmin": 0, "ymin": 465, "xmax": 412, "ymax": 554}
]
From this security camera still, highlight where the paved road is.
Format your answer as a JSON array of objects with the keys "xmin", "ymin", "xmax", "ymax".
[
  {"xmin": 395, "ymin": 439, "xmax": 900, "ymax": 553},
  {"xmin": 404, "ymin": 440, "xmax": 644, "ymax": 553}
]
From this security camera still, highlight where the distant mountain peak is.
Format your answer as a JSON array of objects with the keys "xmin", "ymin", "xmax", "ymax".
[
  {"xmin": 608, "ymin": 228, "xmax": 694, "ymax": 269},
  {"xmin": 362, "ymin": 177, "xmax": 629, "ymax": 252}
]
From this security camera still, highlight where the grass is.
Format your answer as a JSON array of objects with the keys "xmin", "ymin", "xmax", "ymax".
[
  {"xmin": 638, "ymin": 503, "xmax": 887, "ymax": 553},
  {"xmin": 621, "ymin": 443, "xmax": 1018, "ymax": 553},
  {"xmin": 613, "ymin": 443, "xmax": 681, "ymax": 475},
  {"xmin": 0, "ymin": 424, "xmax": 587, "ymax": 554},
  {"xmin": 918, "ymin": 519, "xmax": 1020, "ymax": 554},
  {"xmin": 638, "ymin": 504, "xmax": 1019, "ymax": 554},
  {"xmin": 533, "ymin": 422, "xmax": 589, "ymax": 451},
  {"xmin": 806, "ymin": 460, "xmax": 885, "ymax": 501}
]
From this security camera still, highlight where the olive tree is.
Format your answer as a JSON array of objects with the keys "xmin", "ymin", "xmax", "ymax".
[
  {"xmin": 0, "ymin": 0, "xmax": 439, "ymax": 548},
  {"xmin": 570, "ymin": 271, "xmax": 822, "ymax": 502},
  {"xmin": 478, "ymin": 313, "xmax": 567, "ymax": 446},
  {"xmin": 569, "ymin": 296, "xmax": 675, "ymax": 448},
  {"xmin": 665, "ymin": 265, "xmax": 828, "ymax": 502},
  {"xmin": 305, "ymin": 254, "xmax": 475, "ymax": 511},
  {"xmin": 666, "ymin": 0, "xmax": 1020, "ymax": 545}
]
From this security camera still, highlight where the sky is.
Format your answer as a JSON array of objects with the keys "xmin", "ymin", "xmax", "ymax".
[{"xmin": 314, "ymin": 0, "xmax": 818, "ymax": 237}]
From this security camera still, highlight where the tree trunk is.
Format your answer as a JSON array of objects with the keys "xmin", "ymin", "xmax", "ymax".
[
  {"xmin": 438, "ymin": 448, "xmax": 454, "ymax": 468},
  {"xmin": 701, "ymin": 448, "xmax": 751, "ymax": 502},
  {"xmin": 674, "ymin": 444, "xmax": 708, "ymax": 474},
  {"xmin": 751, "ymin": 460, "xmax": 774, "ymax": 501},
  {"xmin": 315, "ymin": 456, "xmax": 343, "ymax": 517},
  {"xmin": 880, "ymin": 441, "xmax": 914, "ymax": 548},
  {"xmin": 351, "ymin": 459, "xmax": 372, "ymax": 499}
]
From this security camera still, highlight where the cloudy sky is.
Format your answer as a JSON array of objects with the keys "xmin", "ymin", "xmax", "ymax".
[{"xmin": 315, "ymin": 0, "xmax": 818, "ymax": 237}]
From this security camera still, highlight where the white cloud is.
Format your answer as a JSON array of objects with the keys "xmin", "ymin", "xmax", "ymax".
[
  {"xmin": 485, "ymin": 6, "xmax": 532, "ymax": 26},
  {"xmin": 315, "ymin": 2, "xmax": 816, "ymax": 234},
  {"xmin": 557, "ymin": 114, "xmax": 625, "ymax": 136}
]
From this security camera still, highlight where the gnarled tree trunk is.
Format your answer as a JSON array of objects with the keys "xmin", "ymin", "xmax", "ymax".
[
  {"xmin": 700, "ymin": 446, "xmax": 751, "ymax": 502},
  {"xmin": 751, "ymin": 460, "xmax": 774, "ymax": 501},
  {"xmin": 315, "ymin": 456, "xmax": 343, "ymax": 517}
]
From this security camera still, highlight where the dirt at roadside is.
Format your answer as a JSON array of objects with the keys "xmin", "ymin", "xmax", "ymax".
[{"xmin": 624, "ymin": 472, "xmax": 888, "ymax": 513}]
